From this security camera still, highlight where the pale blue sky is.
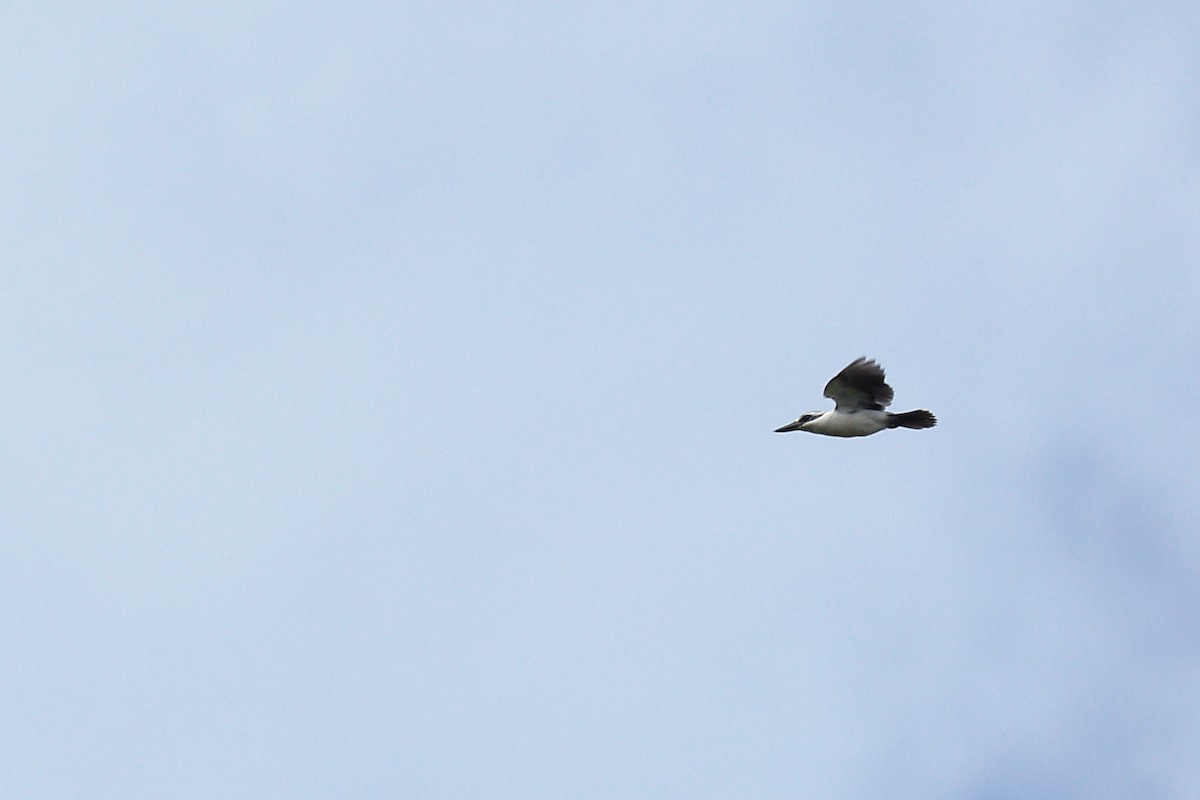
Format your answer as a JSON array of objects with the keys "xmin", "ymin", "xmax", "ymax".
[{"xmin": 3, "ymin": 3, "xmax": 1199, "ymax": 798}]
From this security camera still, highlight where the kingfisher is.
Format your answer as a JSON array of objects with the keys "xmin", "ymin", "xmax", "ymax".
[{"xmin": 774, "ymin": 357, "xmax": 937, "ymax": 438}]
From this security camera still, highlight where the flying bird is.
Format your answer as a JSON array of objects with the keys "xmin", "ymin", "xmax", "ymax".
[{"xmin": 775, "ymin": 357, "xmax": 936, "ymax": 438}]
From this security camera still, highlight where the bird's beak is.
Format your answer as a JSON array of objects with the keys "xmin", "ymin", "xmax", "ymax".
[{"xmin": 774, "ymin": 420, "xmax": 803, "ymax": 433}]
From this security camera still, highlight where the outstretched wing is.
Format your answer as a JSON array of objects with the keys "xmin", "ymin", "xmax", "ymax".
[{"xmin": 823, "ymin": 357, "xmax": 894, "ymax": 411}]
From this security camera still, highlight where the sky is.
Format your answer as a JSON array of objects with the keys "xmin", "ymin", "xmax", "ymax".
[{"xmin": 2, "ymin": 2, "xmax": 1199, "ymax": 798}]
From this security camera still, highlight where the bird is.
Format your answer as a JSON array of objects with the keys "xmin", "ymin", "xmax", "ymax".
[{"xmin": 774, "ymin": 357, "xmax": 936, "ymax": 438}]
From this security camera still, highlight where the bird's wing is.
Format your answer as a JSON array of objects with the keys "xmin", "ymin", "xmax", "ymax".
[{"xmin": 823, "ymin": 357, "xmax": 894, "ymax": 411}]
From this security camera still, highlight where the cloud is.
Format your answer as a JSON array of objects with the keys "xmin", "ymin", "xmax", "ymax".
[{"xmin": 954, "ymin": 442, "xmax": 1200, "ymax": 799}]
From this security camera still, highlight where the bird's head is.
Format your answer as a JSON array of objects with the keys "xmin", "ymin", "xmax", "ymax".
[{"xmin": 774, "ymin": 412, "xmax": 820, "ymax": 433}]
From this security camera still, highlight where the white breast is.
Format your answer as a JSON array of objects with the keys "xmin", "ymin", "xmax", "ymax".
[{"xmin": 806, "ymin": 410, "xmax": 890, "ymax": 437}]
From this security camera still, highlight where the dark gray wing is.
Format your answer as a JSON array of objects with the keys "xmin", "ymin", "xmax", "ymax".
[{"xmin": 823, "ymin": 357, "xmax": 894, "ymax": 411}]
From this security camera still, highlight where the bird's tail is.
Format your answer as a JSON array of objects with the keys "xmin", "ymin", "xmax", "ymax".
[{"xmin": 888, "ymin": 410, "xmax": 937, "ymax": 430}]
